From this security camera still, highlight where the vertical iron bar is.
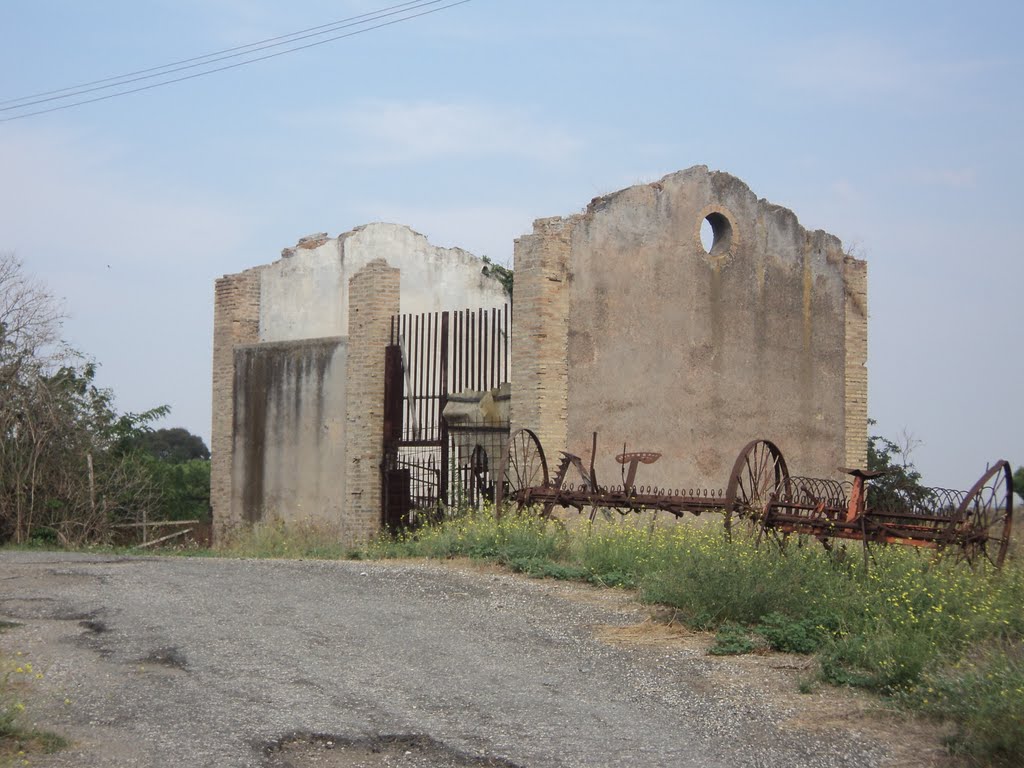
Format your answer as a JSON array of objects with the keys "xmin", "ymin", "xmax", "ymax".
[
  {"xmin": 401, "ymin": 313, "xmax": 408, "ymax": 440},
  {"xmin": 458, "ymin": 309, "xmax": 465, "ymax": 393},
  {"xmin": 481, "ymin": 309, "xmax": 489, "ymax": 391},
  {"xmin": 490, "ymin": 307, "xmax": 497, "ymax": 389},
  {"xmin": 415, "ymin": 314, "xmax": 424, "ymax": 440},
  {"xmin": 469, "ymin": 310, "xmax": 477, "ymax": 391},
  {"xmin": 439, "ymin": 311, "xmax": 450, "ymax": 507},
  {"xmin": 429, "ymin": 312, "xmax": 438, "ymax": 442}
]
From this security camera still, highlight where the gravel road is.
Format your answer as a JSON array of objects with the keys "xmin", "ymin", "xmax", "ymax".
[{"xmin": 0, "ymin": 552, "xmax": 948, "ymax": 767}]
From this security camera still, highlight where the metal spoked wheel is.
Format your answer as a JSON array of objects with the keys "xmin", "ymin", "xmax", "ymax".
[
  {"xmin": 495, "ymin": 428, "xmax": 550, "ymax": 516},
  {"xmin": 953, "ymin": 460, "xmax": 1014, "ymax": 568},
  {"xmin": 724, "ymin": 439, "xmax": 790, "ymax": 540}
]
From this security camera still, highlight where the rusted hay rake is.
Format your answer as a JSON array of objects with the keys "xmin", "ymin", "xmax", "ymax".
[
  {"xmin": 495, "ymin": 430, "xmax": 1015, "ymax": 567},
  {"xmin": 759, "ymin": 460, "xmax": 1015, "ymax": 568},
  {"xmin": 495, "ymin": 429, "xmax": 731, "ymax": 522}
]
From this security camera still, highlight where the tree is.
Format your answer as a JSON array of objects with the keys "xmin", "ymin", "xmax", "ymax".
[
  {"xmin": 1014, "ymin": 466, "xmax": 1023, "ymax": 502},
  {"xmin": 129, "ymin": 427, "xmax": 210, "ymax": 463},
  {"xmin": 0, "ymin": 253, "xmax": 167, "ymax": 545},
  {"xmin": 125, "ymin": 428, "xmax": 211, "ymax": 521},
  {"xmin": 865, "ymin": 420, "xmax": 931, "ymax": 512}
]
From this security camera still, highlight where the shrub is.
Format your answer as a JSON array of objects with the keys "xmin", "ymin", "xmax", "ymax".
[{"xmin": 908, "ymin": 641, "xmax": 1024, "ymax": 764}]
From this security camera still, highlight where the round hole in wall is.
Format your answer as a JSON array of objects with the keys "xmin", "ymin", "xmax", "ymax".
[{"xmin": 700, "ymin": 212, "xmax": 733, "ymax": 256}]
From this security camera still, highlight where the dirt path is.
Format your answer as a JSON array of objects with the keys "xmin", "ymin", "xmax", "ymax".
[{"xmin": 0, "ymin": 552, "xmax": 952, "ymax": 768}]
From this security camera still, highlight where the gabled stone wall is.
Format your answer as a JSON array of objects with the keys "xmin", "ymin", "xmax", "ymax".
[{"xmin": 511, "ymin": 166, "xmax": 868, "ymax": 489}]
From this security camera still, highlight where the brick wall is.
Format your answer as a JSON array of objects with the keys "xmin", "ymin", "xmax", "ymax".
[
  {"xmin": 343, "ymin": 259, "xmax": 400, "ymax": 545},
  {"xmin": 509, "ymin": 217, "xmax": 572, "ymax": 457},
  {"xmin": 843, "ymin": 256, "xmax": 869, "ymax": 470},
  {"xmin": 211, "ymin": 267, "xmax": 262, "ymax": 540}
]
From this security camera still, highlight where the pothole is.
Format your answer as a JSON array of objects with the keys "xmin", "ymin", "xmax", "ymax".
[
  {"xmin": 79, "ymin": 619, "xmax": 108, "ymax": 634},
  {"xmin": 262, "ymin": 733, "xmax": 522, "ymax": 768},
  {"xmin": 142, "ymin": 646, "xmax": 187, "ymax": 669}
]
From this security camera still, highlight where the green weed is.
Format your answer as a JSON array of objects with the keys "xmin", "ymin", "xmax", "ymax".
[
  {"xmin": 709, "ymin": 622, "xmax": 761, "ymax": 655},
  {"xmin": 1, "ymin": 652, "xmax": 68, "ymax": 759},
  {"xmin": 906, "ymin": 641, "xmax": 1024, "ymax": 765}
]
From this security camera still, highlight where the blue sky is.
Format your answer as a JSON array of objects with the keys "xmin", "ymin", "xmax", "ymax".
[{"xmin": 1, "ymin": 0, "xmax": 1021, "ymax": 489}]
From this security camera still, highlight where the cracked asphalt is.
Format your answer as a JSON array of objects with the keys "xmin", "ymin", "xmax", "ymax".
[{"xmin": 0, "ymin": 551, "xmax": 948, "ymax": 767}]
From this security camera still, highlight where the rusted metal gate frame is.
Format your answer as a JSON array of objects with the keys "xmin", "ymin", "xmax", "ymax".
[{"xmin": 382, "ymin": 305, "xmax": 510, "ymax": 529}]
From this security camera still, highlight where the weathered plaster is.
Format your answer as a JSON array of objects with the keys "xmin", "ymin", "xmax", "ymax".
[
  {"xmin": 259, "ymin": 222, "xmax": 506, "ymax": 343},
  {"xmin": 512, "ymin": 166, "xmax": 867, "ymax": 490}
]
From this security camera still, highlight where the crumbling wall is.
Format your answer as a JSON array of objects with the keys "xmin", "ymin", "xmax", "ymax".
[
  {"xmin": 512, "ymin": 166, "xmax": 868, "ymax": 490},
  {"xmin": 259, "ymin": 222, "xmax": 506, "ymax": 343}
]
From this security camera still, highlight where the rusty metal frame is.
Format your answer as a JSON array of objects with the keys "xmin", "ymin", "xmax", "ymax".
[{"xmin": 496, "ymin": 430, "xmax": 1015, "ymax": 567}]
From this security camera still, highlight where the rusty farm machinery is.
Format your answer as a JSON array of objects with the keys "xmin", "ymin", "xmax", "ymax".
[{"xmin": 494, "ymin": 430, "xmax": 1015, "ymax": 567}]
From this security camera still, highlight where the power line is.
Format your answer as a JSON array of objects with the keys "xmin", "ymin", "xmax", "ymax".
[
  {"xmin": 1, "ymin": 0, "xmax": 472, "ymax": 123},
  {"xmin": 0, "ymin": 0, "xmax": 436, "ymax": 108}
]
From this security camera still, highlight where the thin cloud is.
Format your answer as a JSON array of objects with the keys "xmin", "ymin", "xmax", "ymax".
[
  {"xmin": 903, "ymin": 167, "xmax": 978, "ymax": 189},
  {"xmin": 772, "ymin": 36, "xmax": 994, "ymax": 102},
  {"xmin": 0, "ymin": 128, "xmax": 246, "ymax": 266},
  {"xmin": 314, "ymin": 100, "xmax": 583, "ymax": 165}
]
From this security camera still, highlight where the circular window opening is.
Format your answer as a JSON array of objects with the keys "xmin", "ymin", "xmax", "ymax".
[{"xmin": 700, "ymin": 212, "xmax": 733, "ymax": 256}]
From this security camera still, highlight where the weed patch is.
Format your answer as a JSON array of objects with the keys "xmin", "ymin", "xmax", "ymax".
[
  {"xmin": 214, "ymin": 519, "xmax": 348, "ymax": 560},
  {"xmin": 1, "ymin": 651, "xmax": 67, "ymax": 759},
  {"xmin": 709, "ymin": 623, "xmax": 761, "ymax": 656}
]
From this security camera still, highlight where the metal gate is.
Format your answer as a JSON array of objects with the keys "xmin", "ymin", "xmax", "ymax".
[{"xmin": 382, "ymin": 305, "xmax": 510, "ymax": 529}]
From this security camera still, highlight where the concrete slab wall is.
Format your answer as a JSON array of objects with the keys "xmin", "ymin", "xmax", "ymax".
[
  {"xmin": 512, "ymin": 166, "xmax": 867, "ymax": 491},
  {"xmin": 230, "ymin": 338, "xmax": 347, "ymax": 527}
]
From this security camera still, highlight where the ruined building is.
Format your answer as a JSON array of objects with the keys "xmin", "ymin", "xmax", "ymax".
[
  {"xmin": 211, "ymin": 223, "xmax": 507, "ymax": 541},
  {"xmin": 212, "ymin": 167, "xmax": 867, "ymax": 540}
]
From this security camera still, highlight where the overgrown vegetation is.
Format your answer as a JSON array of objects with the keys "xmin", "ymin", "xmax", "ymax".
[
  {"xmin": 124, "ymin": 428, "xmax": 211, "ymax": 524},
  {"xmin": 0, "ymin": 253, "xmax": 210, "ymax": 546},
  {"xmin": 480, "ymin": 255, "xmax": 513, "ymax": 298},
  {"xmin": 214, "ymin": 518, "xmax": 352, "ymax": 560}
]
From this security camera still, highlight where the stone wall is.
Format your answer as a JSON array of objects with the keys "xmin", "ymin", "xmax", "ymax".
[
  {"xmin": 512, "ymin": 166, "xmax": 868, "ymax": 489},
  {"xmin": 211, "ymin": 267, "xmax": 261, "ymax": 538},
  {"xmin": 843, "ymin": 257, "xmax": 869, "ymax": 470},
  {"xmin": 259, "ymin": 222, "xmax": 506, "ymax": 343},
  {"xmin": 508, "ymin": 218, "xmax": 571, "ymax": 456},
  {"xmin": 344, "ymin": 260, "xmax": 400, "ymax": 544}
]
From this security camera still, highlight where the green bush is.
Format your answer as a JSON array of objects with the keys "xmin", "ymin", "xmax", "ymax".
[
  {"xmin": 909, "ymin": 642, "xmax": 1024, "ymax": 764},
  {"xmin": 710, "ymin": 622, "xmax": 760, "ymax": 655},
  {"xmin": 755, "ymin": 612, "xmax": 827, "ymax": 654}
]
